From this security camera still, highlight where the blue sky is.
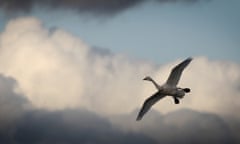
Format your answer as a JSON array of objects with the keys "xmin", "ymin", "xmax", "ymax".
[{"xmin": 0, "ymin": 0, "xmax": 239, "ymax": 64}]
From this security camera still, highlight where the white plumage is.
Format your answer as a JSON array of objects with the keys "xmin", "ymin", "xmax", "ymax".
[{"xmin": 136, "ymin": 57, "xmax": 192, "ymax": 121}]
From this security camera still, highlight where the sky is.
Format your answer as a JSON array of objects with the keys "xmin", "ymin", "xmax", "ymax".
[
  {"xmin": 0, "ymin": 0, "xmax": 240, "ymax": 63},
  {"xmin": 0, "ymin": 0, "xmax": 240, "ymax": 143}
]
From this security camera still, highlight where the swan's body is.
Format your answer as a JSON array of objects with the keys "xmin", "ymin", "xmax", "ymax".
[{"xmin": 136, "ymin": 57, "xmax": 192, "ymax": 121}]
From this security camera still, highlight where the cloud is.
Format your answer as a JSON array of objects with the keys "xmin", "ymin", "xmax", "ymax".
[
  {"xmin": 0, "ymin": 74, "xmax": 29, "ymax": 127},
  {"xmin": 0, "ymin": 0, "xmax": 208, "ymax": 16},
  {"xmin": 111, "ymin": 109, "xmax": 239, "ymax": 144},
  {"xmin": 0, "ymin": 17, "xmax": 239, "ymax": 143},
  {"xmin": 0, "ymin": 76, "xmax": 238, "ymax": 144},
  {"xmin": 0, "ymin": 74, "xmax": 28, "ymax": 142},
  {"xmin": 0, "ymin": 17, "xmax": 155, "ymax": 114},
  {"xmin": 0, "ymin": 74, "xmax": 155, "ymax": 144},
  {"xmin": 0, "ymin": 74, "xmax": 208, "ymax": 144},
  {"xmin": 0, "ymin": 17, "xmax": 240, "ymax": 119},
  {"xmin": 1, "ymin": 104, "xmax": 239, "ymax": 143},
  {"xmin": 12, "ymin": 109, "xmax": 156, "ymax": 144}
]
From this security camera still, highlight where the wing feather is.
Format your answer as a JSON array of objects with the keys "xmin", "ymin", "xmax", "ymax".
[
  {"xmin": 166, "ymin": 57, "xmax": 192, "ymax": 86},
  {"xmin": 136, "ymin": 92, "xmax": 166, "ymax": 121}
]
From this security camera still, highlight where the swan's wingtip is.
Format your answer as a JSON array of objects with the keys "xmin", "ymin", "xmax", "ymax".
[
  {"xmin": 136, "ymin": 113, "xmax": 143, "ymax": 121},
  {"xmin": 136, "ymin": 117, "xmax": 142, "ymax": 121},
  {"xmin": 187, "ymin": 57, "xmax": 193, "ymax": 61}
]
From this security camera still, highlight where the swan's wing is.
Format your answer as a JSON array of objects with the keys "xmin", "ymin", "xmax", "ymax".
[
  {"xmin": 166, "ymin": 57, "xmax": 192, "ymax": 86},
  {"xmin": 136, "ymin": 92, "xmax": 166, "ymax": 121}
]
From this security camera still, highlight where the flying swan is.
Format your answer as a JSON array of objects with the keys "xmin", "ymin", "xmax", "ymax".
[{"xmin": 136, "ymin": 57, "xmax": 193, "ymax": 121}]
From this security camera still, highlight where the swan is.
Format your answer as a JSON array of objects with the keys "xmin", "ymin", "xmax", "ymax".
[{"xmin": 136, "ymin": 57, "xmax": 193, "ymax": 121}]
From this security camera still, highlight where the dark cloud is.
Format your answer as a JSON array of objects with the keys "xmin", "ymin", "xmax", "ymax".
[
  {"xmin": 12, "ymin": 109, "xmax": 156, "ymax": 144},
  {"xmin": 112, "ymin": 109, "xmax": 239, "ymax": 144},
  {"xmin": 0, "ymin": 0, "xmax": 33, "ymax": 13},
  {"xmin": 0, "ymin": 74, "xmax": 29, "ymax": 126},
  {"xmin": 4, "ymin": 107, "xmax": 239, "ymax": 144},
  {"xmin": 156, "ymin": 0, "xmax": 202, "ymax": 3},
  {"xmin": 0, "ymin": 74, "xmax": 29, "ymax": 143},
  {"xmin": 0, "ymin": 0, "xmax": 208, "ymax": 16}
]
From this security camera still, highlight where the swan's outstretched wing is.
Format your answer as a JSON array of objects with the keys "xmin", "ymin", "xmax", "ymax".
[
  {"xmin": 136, "ymin": 92, "xmax": 166, "ymax": 121},
  {"xmin": 166, "ymin": 57, "xmax": 192, "ymax": 86}
]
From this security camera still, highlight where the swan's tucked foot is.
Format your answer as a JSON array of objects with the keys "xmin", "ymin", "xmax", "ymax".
[
  {"xmin": 183, "ymin": 88, "xmax": 191, "ymax": 93},
  {"xmin": 174, "ymin": 97, "xmax": 180, "ymax": 104}
]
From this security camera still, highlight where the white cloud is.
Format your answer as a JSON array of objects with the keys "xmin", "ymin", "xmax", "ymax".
[
  {"xmin": 0, "ymin": 17, "xmax": 239, "ymax": 118},
  {"xmin": 0, "ymin": 17, "xmax": 154, "ymax": 114}
]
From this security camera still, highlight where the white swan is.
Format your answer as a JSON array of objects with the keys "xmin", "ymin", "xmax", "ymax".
[{"xmin": 136, "ymin": 57, "xmax": 193, "ymax": 121}]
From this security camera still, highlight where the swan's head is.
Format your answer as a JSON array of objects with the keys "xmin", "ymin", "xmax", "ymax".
[{"xmin": 143, "ymin": 76, "xmax": 153, "ymax": 81}]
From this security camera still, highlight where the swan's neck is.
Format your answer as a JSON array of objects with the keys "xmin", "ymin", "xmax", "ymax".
[{"xmin": 149, "ymin": 79, "xmax": 161, "ymax": 90}]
